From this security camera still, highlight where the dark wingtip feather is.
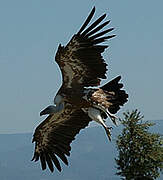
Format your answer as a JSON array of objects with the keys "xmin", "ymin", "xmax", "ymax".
[
  {"xmin": 85, "ymin": 20, "xmax": 111, "ymax": 38},
  {"xmin": 81, "ymin": 13, "xmax": 107, "ymax": 36},
  {"xmin": 40, "ymin": 153, "xmax": 47, "ymax": 170},
  {"xmin": 57, "ymin": 153, "xmax": 68, "ymax": 166},
  {"xmin": 31, "ymin": 152, "xmax": 39, "ymax": 162},
  {"xmin": 89, "ymin": 28, "xmax": 114, "ymax": 40},
  {"xmin": 46, "ymin": 154, "xmax": 54, "ymax": 172},
  {"xmin": 77, "ymin": 7, "xmax": 96, "ymax": 35},
  {"xmin": 52, "ymin": 146, "xmax": 69, "ymax": 166},
  {"xmin": 50, "ymin": 153, "xmax": 62, "ymax": 172},
  {"xmin": 92, "ymin": 34, "xmax": 116, "ymax": 44},
  {"xmin": 31, "ymin": 156, "xmax": 35, "ymax": 161}
]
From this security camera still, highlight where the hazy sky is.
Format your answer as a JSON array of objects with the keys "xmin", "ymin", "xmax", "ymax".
[{"xmin": 0, "ymin": 0, "xmax": 163, "ymax": 134}]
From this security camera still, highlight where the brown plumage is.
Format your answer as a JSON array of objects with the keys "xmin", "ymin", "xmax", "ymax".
[
  {"xmin": 55, "ymin": 6, "xmax": 115, "ymax": 89},
  {"xmin": 32, "ymin": 103, "xmax": 92, "ymax": 172},
  {"xmin": 32, "ymin": 7, "xmax": 128, "ymax": 173}
]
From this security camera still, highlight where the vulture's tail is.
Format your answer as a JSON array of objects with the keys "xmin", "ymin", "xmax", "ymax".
[
  {"xmin": 90, "ymin": 76, "xmax": 128, "ymax": 125},
  {"xmin": 100, "ymin": 76, "xmax": 128, "ymax": 117}
]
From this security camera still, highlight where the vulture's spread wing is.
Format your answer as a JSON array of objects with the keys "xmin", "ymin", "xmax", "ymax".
[
  {"xmin": 55, "ymin": 7, "xmax": 115, "ymax": 88},
  {"xmin": 32, "ymin": 103, "xmax": 92, "ymax": 172}
]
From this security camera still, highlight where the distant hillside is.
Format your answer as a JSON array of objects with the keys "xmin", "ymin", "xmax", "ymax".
[{"xmin": 0, "ymin": 121, "xmax": 162, "ymax": 180}]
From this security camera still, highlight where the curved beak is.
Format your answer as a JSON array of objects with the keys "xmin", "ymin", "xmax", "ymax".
[
  {"xmin": 40, "ymin": 106, "xmax": 55, "ymax": 116},
  {"xmin": 40, "ymin": 108, "xmax": 48, "ymax": 116},
  {"xmin": 40, "ymin": 103, "xmax": 64, "ymax": 116}
]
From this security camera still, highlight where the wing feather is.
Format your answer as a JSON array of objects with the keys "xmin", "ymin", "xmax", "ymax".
[
  {"xmin": 55, "ymin": 7, "xmax": 115, "ymax": 88},
  {"xmin": 77, "ymin": 6, "xmax": 95, "ymax": 34},
  {"xmin": 46, "ymin": 153, "xmax": 54, "ymax": 172},
  {"xmin": 92, "ymin": 35, "xmax": 116, "ymax": 44},
  {"xmin": 80, "ymin": 13, "xmax": 106, "ymax": 36},
  {"xmin": 40, "ymin": 153, "xmax": 46, "ymax": 170},
  {"xmin": 49, "ymin": 153, "xmax": 61, "ymax": 172},
  {"xmin": 32, "ymin": 103, "xmax": 92, "ymax": 172},
  {"xmin": 52, "ymin": 147, "xmax": 68, "ymax": 165},
  {"xmin": 89, "ymin": 28, "xmax": 114, "ymax": 40},
  {"xmin": 85, "ymin": 20, "xmax": 110, "ymax": 37}
]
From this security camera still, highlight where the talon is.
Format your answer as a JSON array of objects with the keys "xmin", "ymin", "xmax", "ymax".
[{"xmin": 105, "ymin": 126, "xmax": 112, "ymax": 141}]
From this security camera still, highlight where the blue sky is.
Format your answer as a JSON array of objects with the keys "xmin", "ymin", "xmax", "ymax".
[{"xmin": 0, "ymin": 0, "xmax": 163, "ymax": 134}]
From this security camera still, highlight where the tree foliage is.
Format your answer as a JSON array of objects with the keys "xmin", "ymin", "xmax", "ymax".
[{"xmin": 115, "ymin": 110, "xmax": 163, "ymax": 180}]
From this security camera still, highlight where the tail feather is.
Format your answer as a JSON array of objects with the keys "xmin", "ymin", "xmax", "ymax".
[
  {"xmin": 101, "ymin": 76, "xmax": 128, "ymax": 114},
  {"xmin": 101, "ymin": 76, "xmax": 122, "ymax": 91}
]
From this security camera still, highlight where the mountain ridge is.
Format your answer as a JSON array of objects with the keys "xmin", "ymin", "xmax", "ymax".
[{"xmin": 1, "ymin": 121, "xmax": 162, "ymax": 180}]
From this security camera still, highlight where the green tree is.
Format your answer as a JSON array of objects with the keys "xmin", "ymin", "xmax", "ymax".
[{"xmin": 115, "ymin": 110, "xmax": 163, "ymax": 180}]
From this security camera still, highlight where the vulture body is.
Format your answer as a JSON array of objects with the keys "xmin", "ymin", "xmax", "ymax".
[{"xmin": 32, "ymin": 7, "xmax": 128, "ymax": 172}]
